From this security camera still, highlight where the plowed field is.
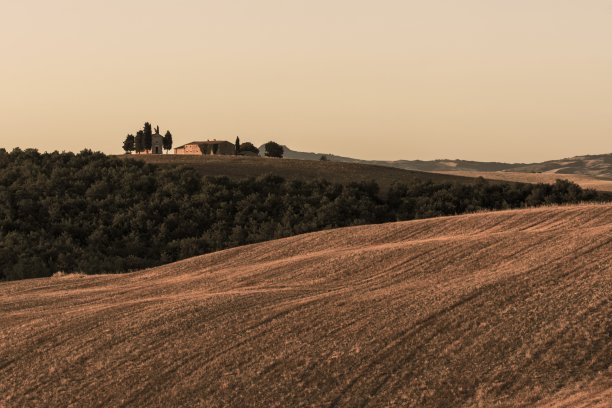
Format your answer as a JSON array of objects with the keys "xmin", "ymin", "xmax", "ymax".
[{"xmin": 1, "ymin": 204, "xmax": 610, "ymax": 407}]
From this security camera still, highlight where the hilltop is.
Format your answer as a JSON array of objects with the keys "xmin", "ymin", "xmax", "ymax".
[{"xmin": 2, "ymin": 204, "xmax": 610, "ymax": 406}]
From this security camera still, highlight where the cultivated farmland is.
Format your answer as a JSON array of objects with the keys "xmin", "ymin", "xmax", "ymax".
[{"xmin": 1, "ymin": 204, "xmax": 610, "ymax": 407}]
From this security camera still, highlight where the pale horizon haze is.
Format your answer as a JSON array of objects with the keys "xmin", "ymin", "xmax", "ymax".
[{"xmin": 1, "ymin": 0, "xmax": 611, "ymax": 162}]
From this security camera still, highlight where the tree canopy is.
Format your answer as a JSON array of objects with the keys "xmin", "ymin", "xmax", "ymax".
[
  {"xmin": 239, "ymin": 142, "xmax": 259, "ymax": 155},
  {"xmin": 264, "ymin": 141, "xmax": 284, "ymax": 158},
  {"xmin": 122, "ymin": 135, "xmax": 135, "ymax": 154}
]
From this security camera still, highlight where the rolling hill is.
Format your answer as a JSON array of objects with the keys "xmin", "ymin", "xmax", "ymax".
[
  {"xmin": 128, "ymin": 149, "xmax": 612, "ymax": 192},
  {"xmin": 432, "ymin": 170, "xmax": 612, "ymax": 192},
  {"xmin": 282, "ymin": 148, "xmax": 612, "ymax": 179},
  {"xmin": 280, "ymin": 147, "xmax": 612, "ymax": 190},
  {"xmin": 409, "ymin": 154, "xmax": 610, "ymax": 178},
  {"xmin": 122, "ymin": 154, "xmax": 476, "ymax": 192},
  {"xmin": 280, "ymin": 146, "xmax": 522, "ymax": 172},
  {"xmin": 1, "ymin": 204, "xmax": 610, "ymax": 407}
]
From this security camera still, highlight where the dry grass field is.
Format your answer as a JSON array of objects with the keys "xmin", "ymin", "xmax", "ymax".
[
  {"xmin": 433, "ymin": 170, "xmax": 612, "ymax": 192},
  {"xmin": 120, "ymin": 154, "xmax": 475, "ymax": 191},
  {"xmin": 1, "ymin": 204, "xmax": 611, "ymax": 407},
  {"xmin": 121, "ymin": 154, "xmax": 612, "ymax": 194}
]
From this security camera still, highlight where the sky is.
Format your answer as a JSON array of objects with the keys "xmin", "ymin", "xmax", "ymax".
[{"xmin": 1, "ymin": 0, "xmax": 611, "ymax": 162}]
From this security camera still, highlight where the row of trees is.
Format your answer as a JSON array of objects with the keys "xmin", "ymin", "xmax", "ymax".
[
  {"xmin": 0, "ymin": 148, "xmax": 607, "ymax": 281},
  {"xmin": 123, "ymin": 122, "xmax": 173, "ymax": 154}
]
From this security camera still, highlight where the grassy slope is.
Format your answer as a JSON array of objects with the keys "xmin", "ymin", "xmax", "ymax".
[
  {"xmin": 120, "ymin": 154, "xmax": 477, "ymax": 191},
  {"xmin": 1, "ymin": 204, "xmax": 610, "ymax": 407},
  {"xmin": 121, "ymin": 154, "xmax": 611, "ymax": 193}
]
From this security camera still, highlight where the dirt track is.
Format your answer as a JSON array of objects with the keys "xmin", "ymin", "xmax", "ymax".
[{"xmin": 1, "ymin": 204, "xmax": 611, "ymax": 407}]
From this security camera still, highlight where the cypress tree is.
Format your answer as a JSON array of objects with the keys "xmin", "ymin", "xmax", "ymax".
[
  {"xmin": 143, "ymin": 122, "xmax": 153, "ymax": 152},
  {"xmin": 163, "ymin": 131, "xmax": 173, "ymax": 153},
  {"xmin": 235, "ymin": 136, "xmax": 240, "ymax": 155},
  {"xmin": 134, "ymin": 131, "xmax": 144, "ymax": 153}
]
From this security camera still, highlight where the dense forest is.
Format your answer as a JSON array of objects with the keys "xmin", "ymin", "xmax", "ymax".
[{"xmin": 0, "ymin": 148, "xmax": 607, "ymax": 281}]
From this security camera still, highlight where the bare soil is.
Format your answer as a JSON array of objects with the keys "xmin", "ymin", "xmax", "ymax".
[{"xmin": 1, "ymin": 204, "xmax": 610, "ymax": 407}]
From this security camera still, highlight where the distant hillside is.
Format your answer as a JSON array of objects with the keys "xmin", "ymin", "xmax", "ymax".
[
  {"xmin": 2, "ymin": 204, "xmax": 610, "ymax": 406},
  {"xmin": 509, "ymin": 153, "xmax": 612, "ymax": 178},
  {"xmin": 279, "ymin": 146, "xmax": 612, "ymax": 179},
  {"xmin": 280, "ymin": 146, "xmax": 518, "ymax": 172},
  {"xmin": 273, "ymin": 145, "xmax": 364, "ymax": 163}
]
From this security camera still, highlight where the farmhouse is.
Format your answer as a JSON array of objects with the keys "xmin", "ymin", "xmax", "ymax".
[{"xmin": 174, "ymin": 140, "xmax": 235, "ymax": 155}]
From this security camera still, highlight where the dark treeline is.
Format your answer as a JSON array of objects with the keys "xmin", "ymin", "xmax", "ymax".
[{"xmin": 0, "ymin": 148, "xmax": 607, "ymax": 281}]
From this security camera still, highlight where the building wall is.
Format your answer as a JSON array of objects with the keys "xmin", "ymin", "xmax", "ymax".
[
  {"xmin": 217, "ymin": 142, "xmax": 236, "ymax": 155},
  {"xmin": 202, "ymin": 142, "xmax": 235, "ymax": 155},
  {"xmin": 152, "ymin": 135, "xmax": 163, "ymax": 154},
  {"xmin": 144, "ymin": 134, "xmax": 164, "ymax": 154},
  {"xmin": 175, "ymin": 143, "xmax": 204, "ymax": 155},
  {"xmin": 175, "ymin": 141, "xmax": 235, "ymax": 155}
]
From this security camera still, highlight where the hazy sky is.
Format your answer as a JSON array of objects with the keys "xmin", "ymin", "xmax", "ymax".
[{"xmin": 1, "ymin": 0, "xmax": 611, "ymax": 162}]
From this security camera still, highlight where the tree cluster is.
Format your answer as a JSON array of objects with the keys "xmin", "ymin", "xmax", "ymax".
[
  {"xmin": 123, "ymin": 122, "xmax": 173, "ymax": 154},
  {"xmin": 0, "ymin": 148, "xmax": 606, "ymax": 281},
  {"xmin": 239, "ymin": 142, "xmax": 260, "ymax": 155},
  {"xmin": 234, "ymin": 137, "xmax": 260, "ymax": 156}
]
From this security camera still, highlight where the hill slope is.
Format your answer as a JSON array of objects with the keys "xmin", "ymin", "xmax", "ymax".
[
  {"xmin": 280, "ymin": 147, "xmax": 612, "ymax": 189},
  {"xmin": 1, "ymin": 204, "xmax": 611, "ymax": 407},
  {"xmin": 433, "ymin": 170, "xmax": 612, "ymax": 192},
  {"xmin": 282, "ymin": 147, "xmax": 612, "ymax": 179},
  {"xmin": 122, "ymin": 152, "xmax": 612, "ymax": 192},
  {"xmin": 121, "ymin": 154, "xmax": 477, "ymax": 192},
  {"xmin": 508, "ymin": 153, "xmax": 612, "ymax": 178},
  {"xmin": 385, "ymin": 153, "xmax": 612, "ymax": 179}
]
